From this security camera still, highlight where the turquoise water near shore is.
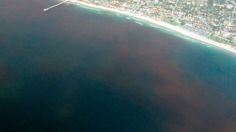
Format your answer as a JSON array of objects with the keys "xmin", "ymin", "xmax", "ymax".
[{"xmin": 1, "ymin": 0, "xmax": 236, "ymax": 132}]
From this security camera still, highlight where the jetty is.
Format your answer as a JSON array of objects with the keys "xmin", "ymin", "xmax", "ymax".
[{"xmin": 43, "ymin": 0, "xmax": 69, "ymax": 12}]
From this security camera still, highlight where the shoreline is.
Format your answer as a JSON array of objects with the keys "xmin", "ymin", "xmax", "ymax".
[{"xmin": 68, "ymin": 0, "xmax": 236, "ymax": 55}]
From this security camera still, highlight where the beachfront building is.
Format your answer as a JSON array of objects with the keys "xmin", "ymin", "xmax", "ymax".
[{"xmin": 84, "ymin": 0, "xmax": 236, "ymax": 46}]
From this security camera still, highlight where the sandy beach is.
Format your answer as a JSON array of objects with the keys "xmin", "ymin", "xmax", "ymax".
[{"xmin": 68, "ymin": 0, "xmax": 236, "ymax": 55}]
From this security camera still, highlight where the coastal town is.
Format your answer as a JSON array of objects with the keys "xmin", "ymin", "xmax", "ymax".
[{"xmin": 69, "ymin": 0, "xmax": 236, "ymax": 49}]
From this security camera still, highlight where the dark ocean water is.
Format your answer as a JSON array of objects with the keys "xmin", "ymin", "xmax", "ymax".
[{"xmin": 1, "ymin": 0, "xmax": 236, "ymax": 132}]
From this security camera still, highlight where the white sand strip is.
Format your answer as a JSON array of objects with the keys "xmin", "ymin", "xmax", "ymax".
[{"xmin": 68, "ymin": 0, "xmax": 236, "ymax": 55}]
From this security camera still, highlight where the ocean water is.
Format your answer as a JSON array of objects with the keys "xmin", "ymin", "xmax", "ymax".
[{"xmin": 1, "ymin": 0, "xmax": 236, "ymax": 132}]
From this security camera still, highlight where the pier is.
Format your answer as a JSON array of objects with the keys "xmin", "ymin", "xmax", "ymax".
[{"xmin": 43, "ymin": 0, "xmax": 69, "ymax": 12}]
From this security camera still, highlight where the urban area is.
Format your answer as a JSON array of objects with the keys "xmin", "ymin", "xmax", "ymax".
[{"xmin": 81, "ymin": 0, "xmax": 236, "ymax": 48}]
